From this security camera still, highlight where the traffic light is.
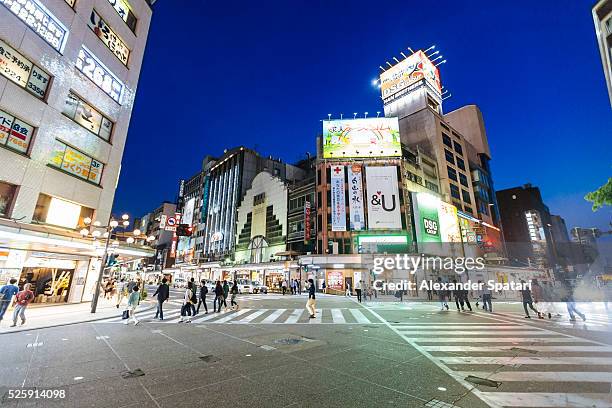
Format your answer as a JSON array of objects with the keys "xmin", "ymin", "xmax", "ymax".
[{"xmin": 176, "ymin": 224, "xmax": 193, "ymax": 237}]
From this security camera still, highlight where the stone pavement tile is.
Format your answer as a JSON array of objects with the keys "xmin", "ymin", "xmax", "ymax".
[
  {"xmin": 247, "ymin": 364, "xmax": 353, "ymax": 395},
  {"xmin": 220, "ymin": 349, "xmax": 299, "ymax": 375},
  {"xmin": 23, "ymin": 357, "xmax": 125, "ymax": 388},
  {"xmin": 47, "ymin": 376, "xmax": 153, "ymax": 408},
  {"xmin": 0, "ymin": 366, "xmax": 28, "ymax": 388},
  {"xmin": 309, "ymin": 350, "xmax": 403, "ymax": 376}
]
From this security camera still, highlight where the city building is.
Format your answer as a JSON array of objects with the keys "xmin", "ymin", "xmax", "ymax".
[
  {"xmin": 0, "ymin": 0, "xmax": 154, "ymax": 304},
  {"xmin": 593, "ymin": 0, "xmax": 612, "ymax": 106},
  {"xmin": 496, "ymin": 184, "xmax": 559, "ymax": 269},
  {"xmin": 286, "ymin": 156, "xmax": 316, "ymax": 256},
  {"xmin": 136, "ymin": 201, "xmax": 177, "ymax": 271}
]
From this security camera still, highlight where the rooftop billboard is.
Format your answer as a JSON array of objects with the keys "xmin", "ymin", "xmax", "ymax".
[
  {"xmin": 322, "ymin": 117, "xmax": 400, "ymax": 159},
  {"xmin": 380, "ymin": 50, "xmax": 441, "ymax": 100}
]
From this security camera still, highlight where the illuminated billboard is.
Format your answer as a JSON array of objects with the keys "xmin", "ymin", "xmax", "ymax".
[
  {"xmin": 323, "ymin": 117, "xmax": 400, "ymax": 159},
  {"xmin": 380, "ymin": 50, "xmax": 441, "ymax": 100}
]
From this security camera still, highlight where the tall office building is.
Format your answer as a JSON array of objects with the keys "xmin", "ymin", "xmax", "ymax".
[
  {"xmin": 593, "ymin": 0, "xmax": 612, "ymax": 106},
  {"xmin": 0, "ymin": 0, "xmax": 154, "ymax": 303}
]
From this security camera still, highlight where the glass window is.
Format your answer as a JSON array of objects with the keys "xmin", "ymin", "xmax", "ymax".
[
  {"xmin": 450, "ymin": 184, "xmax": 460, "ymax": 200},
  {"xmin": 0, "ymin": 39, "xmax": 51, "ymax": 99},
  {"xmin": 62, "ymin": 92, "xmax": 113, "ymax": 141},
  {"xmin": 456, "ymin": 157, "xmax": 465, "ymax": 171},
  {"xmin": 0, "ymin": 109, "xmax": 34, "ymax": 154},
  {"xmin": 105, "ymin": 0, "xmax": 137, "ymax": 32},
  {"xmin": 444, "ymin": 149, "xmax": 454, "ymax": 164},
  {"xmin": 442, "ymin": 133, "xmax": 452, "ymax": 148},
  {"xmin": 88, "ymin": 10, "xmax": 130, "ymax": 66},
  {"xmin": 459, "ymin": 173, "xmax": 468, "ymax": 187},
  {"xmin": 447, "ymin": 166, "xmax": 458, "ymax": 181},
  {"xmin": 0, "ymin": 181, "xmax": 17, "ymax": 217},
  {"xmin": 453, "ymin": 141, "xmax": 463, "ymax": 155},
  {"xmin": 462, "ymin": 189, "xmax": 471, "ymax": 204},
  {"xmin": 49, "ymin": 140, "xmax": 104, "ymax": 185}
]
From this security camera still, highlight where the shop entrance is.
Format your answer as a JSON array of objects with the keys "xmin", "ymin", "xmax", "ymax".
[{"xmin": 19, "ymin": 267, "xmax": 74, "ymax": 304}]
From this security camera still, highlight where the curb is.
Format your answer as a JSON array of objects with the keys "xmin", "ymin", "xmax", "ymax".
[{"xmin": 0, "ymin": 303, "xmax": 156, "ymax": 335}]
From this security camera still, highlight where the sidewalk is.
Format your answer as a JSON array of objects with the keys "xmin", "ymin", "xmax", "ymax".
[{"xmin": 0, "ymin": 297, "xmax": 155, "ymax": 334}]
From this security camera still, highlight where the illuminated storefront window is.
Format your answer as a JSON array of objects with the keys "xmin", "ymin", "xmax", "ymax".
[
  {"xmin": 62, "ymin": 92, "xmax": 113, "ymax": 141},
  {"xmin": 0, "ymin": 108, "xmax": 34, "ymax": 154},
  {"xmin": 49, "ymin": 140, "xmax": 104, "ymax": 185},
  {"xmin": 88, "ymin": 10, "xmax": 130, "ymax": 65},
  {"xmin": 106, "ymin": 0, "xmax": 137, "ymax": 32},
  {"xmin": 76, "ymin": 46, "xmax": 124, "ymax": 104},
  {"xmin": 33, "ymin": 194, "xmax": 93, "ymax": 229},
  {"xmin": 0, "ymin": 181, "xmax": 17, "ymax": 217},
  {"xmin": 0, "ymin": 39, "xmax": 51, "ymax": 99},
  {"xmin": 0, "ymin": 0, "xmax": 69, "ymax": 53}
]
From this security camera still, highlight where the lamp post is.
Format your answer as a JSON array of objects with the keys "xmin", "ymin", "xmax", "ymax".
[{"xmin": 81, "ymin": 213, "xmax": 130, "ymax": 314}]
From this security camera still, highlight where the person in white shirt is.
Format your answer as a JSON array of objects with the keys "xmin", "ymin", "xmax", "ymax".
[
  {"xmin": 345, "ymin": 283, "xmax": 351, "ymax": 297},
  {"xmin": 355, "ymin": 280, "xmax": 363, "ymax": 303},
  {"xmin": 116, "ymin": 278, "xmax": 128, "ymax": 308},
  {"xmin": 178, "ymin": 282, "xmax": 194, "ymax": 323}
]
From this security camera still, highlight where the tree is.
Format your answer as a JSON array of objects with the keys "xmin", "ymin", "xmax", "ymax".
[{"xmin": 585, "ymin": 178, "xmax": 612, "ymax": 211}]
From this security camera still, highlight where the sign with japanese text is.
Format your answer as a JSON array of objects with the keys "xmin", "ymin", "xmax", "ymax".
[
  {"xmin": 411, "ymin": 192, "xmax": 442, "ymax": 244},
  {"xmin": 330, "ymin": 165, "xmax": 346, "ymax": 232},
  {"xmin": 88, "ymin": 10, "xmax": 130, "ymax": 65},
  {"xmin": 49, "ymin": 140, "xmax": 104, "ymax": 184},
  {"xmin": 304, "ymin": 201, "xmax": 311, "ymax": 244},
  {"xmin": 1, "ymin": 0, "xmax": 68, "ymax": 53},
  {"xmin": 327, "ymin": 271, "xmax": 343, "ymax": 290},
  {"xmin": 380, "ymin": 50, "xmax": 441, "ymax": 100},
  {"xmin": 0, "ymin": 38, "xmax": 50, "ymax": 98},
  {"xmin": 347, "ymin": 165, "xmax": 365, "ymax": 231},
  {"xmin": 76, "ymin": 46, "xmax": 124, "ymax": 104},
  {"xmin": 0, "ymin": 109, "xmax": 33, "ymax": 153},
  {"xmin": 323, "ymin": 117, "xmax": 401, "ymax": 158},
  {"xmin": 106, "ymin": 0, "xmax": 137, "ymax": 32},
  {"xmin": 365, "ymin": 166, "xmax": 402, "ymax": 229}
]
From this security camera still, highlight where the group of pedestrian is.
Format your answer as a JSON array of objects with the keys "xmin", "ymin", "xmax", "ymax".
[
  {"xmin": 289, "ymin": 279, "xmax": 301, "ymax": 295},
  {"xmin": 0, "ymin": 279, "xmax": 34, "ymax": 327}
]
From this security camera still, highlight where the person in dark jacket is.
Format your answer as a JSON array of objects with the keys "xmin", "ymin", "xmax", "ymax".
[
  {"xmin": 189, "ymin": 278, "xmax": 197, "ymax": 316},
  {"xmin": 230, "ymin": 282, "xmax": 239, "ymax": 310},
  {"xmin": 521, "ymin": 280, "xmax": 542, "ymax": 319},
  {"xmin": 153, "ymin": 278, "xmax": 170, "ymax": 320},
  {"xmin": 306, "ymin": 279, "xmax": 316, "ymax": 318},
  {"xmin": 222, "ymin": 280, "xmax": 230, "ymax": 311},
  {"xmin": 197, "ymin": 280, "xmax": 208, "ymax": 314},
  {"xmin": 214, "ymin": 281, "xmax": 224, "ymax": 313}
]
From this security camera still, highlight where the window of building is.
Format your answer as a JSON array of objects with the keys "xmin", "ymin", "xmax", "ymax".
[
  {"xmin": 76, "ymin": 46, "xmax": 124, "ymax": 105},
  {"xmin": 317, "ymin": 191, "xmax": 322, "ymax": 209},
  {"xmin": 62, "ymin": 92, "xmax": 113, "ymax": 141},
  {"xmin": 0, "ymin": 181, "xmax": 17, "ymax": 217},
  {"xmin": 462, "ymin": 189, "xmax": 471, "ymax": 204},
  {"xmin": 440, "ymin": 122, "xmax": 450, "ymax": 131},
  {"xmin": 49, "ymin": 140, "xmax": 104, "ymax": 185},
  {"xmin": 289, "ymin": 220, "xmax": 304, "ymax": 233},
  {"xmin": 463, "ymin": 206, "xmax": 473, "ymax": 215},
  {"xmin": 427, "ymin": 97, "xmax": 439, "ymax": 112},
  {"xmin": 442, "ymin": 133, "xmax": 452, "ymax": 148},
  {"xmin": 425, "ymin": 180, "xmax": 439, "ymax": 193},
  {"xmin": 0, "ymin": 109, "xmax": 35, "ymax": 154},
  {"xmin": 253, "ymin": 193, "xmax": 266, "ymax": 206},
  {"xmin": 453, "ymin": 141, "xmax": 463, "ymax": 155},
  {"xmin": 88, "ymin": 10, "xmax": 130, "ymax": 66},
  {"xmin": 456, "ymin": 157, "xmax": 465, "ymax": 171},
  {"xmin": 105, "ymin": 0, "xmax": 137, "ymax": 32},
  {"xmin": 32, "ymin": 194, "xmax": 94, "ymax": 229},
  {"xmin": 450, "ymin": 183, "xmax": 460, "ymax": 200},
  {"xmin": 0, "ymin": 39, "xmax": 51, "ymax": 99},
  {"xmin": 444, "ymin": 149, "xmax": 454, "ymax": 164},
  {"xmin": 405, "ymin": 170, "xmax": 423, "ymax": 185},
  {"xmin": 447, "ymin": 166, "xmax": 458, "ymax": 181},
  {"xmin": 459, "ymin": 172, "xmax": 468, "ymax": 187}
]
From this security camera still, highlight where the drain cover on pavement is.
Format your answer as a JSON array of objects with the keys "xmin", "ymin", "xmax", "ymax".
[
  {"xmin": 121, "ymin": 368, "xmax": 145, "ymax": 379},
  {"xmin": 464, "ymin": 375, "xmax": 501, "ymax": 388},
  {"xmin": 274, "ymin": 338, "xmax": 305, "ymax": 345},
  {"xmin": 199, "ymin": 355, "xmax": 220, "ymax": 363}
]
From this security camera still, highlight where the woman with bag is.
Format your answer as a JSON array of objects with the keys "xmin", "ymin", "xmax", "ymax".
[
  {"xmin": 179, "ymin": 282, "xmax": 194, "ymax": 323},
  {"xmin": 124, "ymin": 285, "xmax": 141, "ymax": 326},
  {"xmin": 230, "ymin": 282, "xmax": 239, "ymax": 310}
]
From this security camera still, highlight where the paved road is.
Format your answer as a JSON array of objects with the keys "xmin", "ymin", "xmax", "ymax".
[{"xmin": 1, "ymin": 294, "xmax": 611, "ymax": 407}]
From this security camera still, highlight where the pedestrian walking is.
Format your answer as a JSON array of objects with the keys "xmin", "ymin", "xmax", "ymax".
[
  {"xmin": 153, "ymin": 278, "xmax": 170, "ymax": 320},
  {"xmin": 282, "ymin": 280, "xmax": 287, "ymax": 295},
  {"xmin": 297, "ymin": 279, "xmax": 302, "ymax": 294},
  {"xmin": 306, "ymin": 278, "xmax": 316, "ymax": 318},
  {"xmin": 345, "ymin": 283, "xmax": 351, "ymax": 297},
  {"xmin": 230, "ymin": 282, "xmax": 239, "ymax": 310},
  {"xmin": 521, "ymin": 280, "xmax": 542, "ymax": 319},
  {"xmin": 437, "ymin": 278, "xmax": 449, "ymax": 310},
  {"xmin": 189, "ymin": 278, "xmax": 198, "ymax": 316},
  {"xmin": 124, "ymin": 285, "xmax": 141, "ymax": 326},
  {"xmin": 562, "ymin": 281, "xmax": 586, "ymax": 322},
  {"xmin": 0, "ymin": 278, "xmax": 19, "ymax": 324},
  {"xmin": 355, "ymin": 280, "xmax": 363, "ymax": 303},
  {"xmin": 116, "ymin": 278, "xmax": 128, "ymax": 308},
  {"xmin": 531, "ymin": 279, "xmax": 552, "ymax": 319},
  {"xmin": 481, "ymin": 283, "xmax": 493, "ymax": 312},
  {"xmin": 10, "ymin": 283, "xmax": 34, "ymax": 327},
  {"xmin": 179, "ymin": 282, "xmax": 194, "ymax": 323},
  {"xmin": 104, "ymin": 279, "xmax": 114, "ymax": 299},
  {"xmin": 196, "ymin": 280, "xmax": 208, "ymax": 314},
  {"xmin": 320, "ymin": 281, "xmax": 325, "ymax": 294},
  {"xmin": 426, "ymin": 287, "xmax": 433, "ymax": 301},
  {"xmin": 222, "ymin": 280, "xmax": 230, "ymax": 311},
  {"xmin": 214, "ymin": 281, "xmax": 224, "ymax": 313}
]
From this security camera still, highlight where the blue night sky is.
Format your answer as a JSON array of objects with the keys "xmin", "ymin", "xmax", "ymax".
[{"xmin": 114, "ymin": 0, "xmax": 612, "ymax": 231}]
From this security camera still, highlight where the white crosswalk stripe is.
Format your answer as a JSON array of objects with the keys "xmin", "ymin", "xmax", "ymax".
[
  {"xmin": 94, "ymin": 307, "xmax": 381, "ymax": 325},
  {"xmin": 391, "ymin": 317, "xmax": 612, "ymax": 408}
]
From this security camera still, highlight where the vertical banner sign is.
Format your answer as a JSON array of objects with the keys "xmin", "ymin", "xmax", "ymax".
[
  {"xmin": 201, "ymin": 175, "xmax": 210, "ymax": 224},
  {"xmin": 330, "ymin": 165, "xmax": 346, "ymax": 231},
  {"xmin": 348, "ymin": 165, "xmax": 365, "ymax": 230},
  {"xmin": 170, "ymin": 213, "xmax": 181, "ymax": 258},
  {"xmin": 365, "ymin": 166, "xmax": 402, "ymax": 229},
  {"xmin": 304, "ymin": 201, "xmax": 311, "ymax": 244}
]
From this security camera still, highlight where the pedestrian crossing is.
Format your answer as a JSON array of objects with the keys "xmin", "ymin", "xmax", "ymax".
[
  {"xmin": 94, "ymin": 307, "xmax": 383, "ymax": 325},
  {"xmin": 500, "ymin": 310, "xmax": 612, "ymax": 332},
  {"xmin": 390, "ymin": 318, "xmax": 612, "ymax": 408}
]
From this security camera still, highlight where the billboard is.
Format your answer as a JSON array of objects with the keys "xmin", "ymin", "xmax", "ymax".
[
  {"xmin": 347, "ymin": 165, "xmax": 365, "ymax": 231},
  {"xmin": 365, "ymin": 166, "xmax": 402, "ymax": 229},
  {"xmin": 182, "ymin": 198, "xmax": 195, "ymax": 226},
  {"xmin": 438, "ymin": 201, "xmax": 461, "ymax": 243},
  {"xmin": 412, "ymin": 192, "xmax": 442, "ymax": 243},
  {"xmin": 330, "ymin": 165, "xmax": 346, "ymax": 231},
  {"xmin": 380, "ymin": 50, "xmax": 441, "ymax": 100},
  {"xmin": 323, "ymin": 117, "xmax": 400, "ymax": 158}
]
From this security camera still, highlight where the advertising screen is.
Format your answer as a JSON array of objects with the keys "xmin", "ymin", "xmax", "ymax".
[
  {"xmin": 438, "ymin": 201, "xmax": 461, "ymax": 243},
  {"xmin": 365, "ymin": 166, "xmax": 402, "ymax": 229},
  {"xmin": 323, "ymin": 117, "xmax": 400, "ymax": 158},
  {"xmin": 380, "ymin": 50, "xmax": 441, "ymax": 100},
  {"xmin": 76, "ymin": 46, "xmax": 124, "ymax": 104},
  {"xmin": 412, "ymin": 192, "xmax": 442, "ymax": 244}
]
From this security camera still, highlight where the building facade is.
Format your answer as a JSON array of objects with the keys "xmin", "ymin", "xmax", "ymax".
[
  {"xmin": 593, "ymin": 0, "xmax": 612, "ymax": 107},
  {"xmin": 0, "ymin": 0, "xmax": 154, "ymax": 303}
]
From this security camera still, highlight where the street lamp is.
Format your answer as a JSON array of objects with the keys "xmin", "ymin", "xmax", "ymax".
[{"xmin": 81, "ymin": 213, "xmax": 132, "ymax": 313}]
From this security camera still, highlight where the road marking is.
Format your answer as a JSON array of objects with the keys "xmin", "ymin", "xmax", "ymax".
[
  {"xmin": 392, "ymin": 325, "xmax": 522, "ymax": 330},
  {"xmin": 210, "ymin": 309, "xmax": 251, "ymax": 323},
  {"xmin": 456, "ymin": 371, "xmax": 612, "ymax": 382},
  {"xmin": 478, "ymin": 392, "xmax": 612, "ymax": 408},
  {"xmin": 26, "ymin": 342, "xmax": 43, "ymax": 348},
  {"xmin": 421, "ymin": 345, "xmax": 612, "ymax": 352},
  {"xmin": 309, "ymin": 309, "xmax": 322, "ymax": 324},
  {"xmin": 438, "ymin": 356, "xmax": 612, "ymax": 365},
  {"xmin": 260, "ymin": 309, "xmax": 286, "ymax": 323},
  {"xmin": 349, "ymin": 308, "xmax": 370, "ymax": 324},
  {"xmin": 233, "ymin": 309, "xmax": 267, "ymax": 323},
  {"xmin": 402, "ymin": 337, "xmax": 581, "ymax": 343},
  {"xmin": 331, "ymin": 309, "xmax": 345, "ymax": 323},
  {"xmin": 395, "ymin": 330, "xmax": 554, "ymax": 336},
  {"xmin": 285, "ymin": 309, "xmax": 303, "ymax": 324},
  {"xmin": 190, "ymin": 312, "xmax": 229, "ymax": 324}
]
